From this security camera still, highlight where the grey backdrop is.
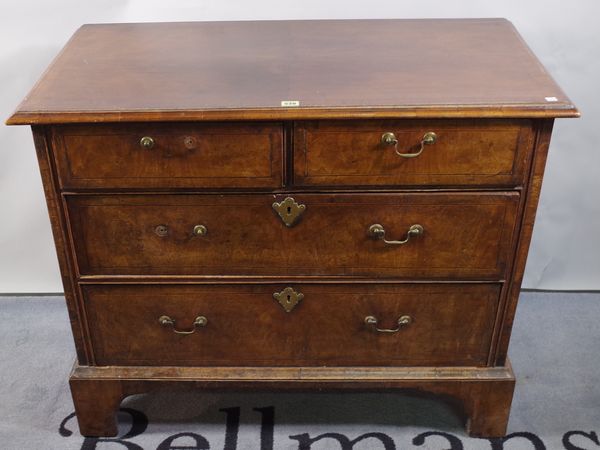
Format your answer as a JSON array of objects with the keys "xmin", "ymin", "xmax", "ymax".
[{"xmin": 0, "ymin": 0, "xmax": 597, "ymax": 292}]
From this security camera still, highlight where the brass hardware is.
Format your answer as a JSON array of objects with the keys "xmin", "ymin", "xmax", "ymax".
[
  {"xmin": 368, "ymin": 223, "xmax": 423, "ymax": 245},
  {"xmin": 155, "ymin": 224, "xmax": 169, "ymax": 237},
  {"xmin": 381, "ymin": 132, "xmax": 398, "ymax": 146},
  {"xmin": 193, "ymin": 224, "xmax": 207, "ymax": 236},
  {"xmin": 380, "ymin": 131, "xmax": 437, "ymax": 158},
  {"xmin": 183, "ymin": 136, "xmax": 197, "ymax": 149},
  {"xmin": 273, "ymin": 287, "xmax": 304, "ymax": 313},
  {"xmin": 140, "ymin": 136, "xmax": 155, "ymax": 149},
  {"xmin": 272, "ymin": 197, "xmax": 306, "ymax": 227},
  {"xmin": 364, "ymin": 315, "xmax": 412, "ymax": 333},
  {"xmin": 422, "ymin": 131, "xmax": 437, "ymax": 145},
  {"xmin": 159, "ymin": 315, "xmax": 208, "ymax": 335}
]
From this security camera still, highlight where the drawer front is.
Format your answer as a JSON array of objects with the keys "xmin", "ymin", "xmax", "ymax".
[
  {"xmin": 68, "ymin": 193, "xmax": 518, "ymax": 278},
  {"xmin": 83, "ymin": 283, "xmax": 500, "ymax": 366},
  {"xmin": 294, "ymin": 119, "xmax": 533, "ymax": 187},
  {"xmin": 51, "ymin": 122, "xmax": 283, "ymax": 189}
]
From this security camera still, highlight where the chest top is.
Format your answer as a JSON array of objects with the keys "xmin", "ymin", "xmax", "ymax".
[{"xmin": 7, "ymin": 18, "xmax": 578, "ymax": 125}]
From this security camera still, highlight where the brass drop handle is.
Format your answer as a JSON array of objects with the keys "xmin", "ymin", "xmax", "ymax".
[
  {"xmin": 159, "ymin": 315, "xmax": 208, "ymax": 334},
  {"xmin": 140, "ymin": 136, "xmax": 155, "ymax": 149},
  {"xmin": 365, "ymin": 315, "xmax": 412, "ymax": 333},
  {"xmin": 380, "ymin": 131, "xmax": 437, "ymax": 158},
  {"xmin": 154, "ymin": 224, "xmax": 207, "ymax": 237},
  {"xmin": 368, "ymin": 223, "xmax": 423, "ymax": 245}
]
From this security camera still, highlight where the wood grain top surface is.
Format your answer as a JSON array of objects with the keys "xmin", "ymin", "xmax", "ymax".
[{"xmin": 7, "ymin": 19, "xmax": 578, "ymax": 124}]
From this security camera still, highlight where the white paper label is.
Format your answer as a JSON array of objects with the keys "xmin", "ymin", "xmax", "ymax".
[
  {"xmin": 281, "ymin": 100, "xmax": 300, "ymax": 107},
  {"xmin": 545, "ymin": 96, "xmax": 558, "ymax": 102}
]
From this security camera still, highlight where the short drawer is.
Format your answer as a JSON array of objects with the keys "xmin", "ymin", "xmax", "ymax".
[
  {"xmin": 67, "ymin": 192, "xmax": 518, "ymax": 279},
  {"xmin": 294, "ymin": 119, "xmax": 533, "ymax": 187},
  {"xmin": 83, "ymin": 283, "xmax": 500, "ymax": 366},
  {"xmin": 51, "ymin": 122, "xmax": 283, "ymax": 189}
]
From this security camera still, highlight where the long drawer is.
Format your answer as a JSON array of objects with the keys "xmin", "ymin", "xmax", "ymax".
[
  {"xmin": 294, "ymin": 119, "xmax": 533, "ymax": 187},
  {"xmin": 82, "ymin": 283, "xmax": 501, "ymax": 366},
  {"xmin": 67, "ymin": 192, "xmax": 519, "ymax": 279},
  {"xmin": 51, "ymin": 122, "xmax": 283, "ymax": 189}
]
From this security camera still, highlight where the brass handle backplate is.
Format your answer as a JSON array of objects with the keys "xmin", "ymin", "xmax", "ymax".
[
  {"xmin": 155, "ymin": 224, "xmax": 169, "ymax": 237},
  {"xmin": 381, "ymin": 132, "xmax": 399, "ymax": 146},
  {"xmin": 159, "ymin": 315, "xmax": 208, "ymax": 335},
  {"xmin": 193, "ymin": 224, "xmax": 207, "ymax": 236},
  {"xmin": 364, "ymin": 315, "xmax": 412, "ymax": 333},
  {"xmin": 368, "ymin": 223, "xmax": 423, "ymax": 245},
  {"xmin": 381, "ymin": 131, "xmax": 437, "ymax": 158},
  {"xmin": 140, "ymin": 136, "xmax": 155, "ymax": 149}
]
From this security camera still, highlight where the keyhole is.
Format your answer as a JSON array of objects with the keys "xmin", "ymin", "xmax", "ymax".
[
  {"xmin": 287, "ymin": 295, "xmax": 291, "ymax": 303},
  {"xmin": 287, "ymin": 206, "xmax": 292, "ymax": 215}
]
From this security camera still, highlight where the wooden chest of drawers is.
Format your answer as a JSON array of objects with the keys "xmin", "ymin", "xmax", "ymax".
[{"xmin": 7, "ymin": 19, "xmax": 578, "ymax": 437}]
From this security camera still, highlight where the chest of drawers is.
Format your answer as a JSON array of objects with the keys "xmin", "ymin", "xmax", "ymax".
[{"xmin": 7, "ymin": 19, "xmax": 578, "ymax": 437}]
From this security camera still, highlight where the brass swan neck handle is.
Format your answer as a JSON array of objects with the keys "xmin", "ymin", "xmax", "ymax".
[
  {"xmin": 364, "ymin": 315, "xmax": 412, "ymax": 333},
  {"xmin": 381, "ymin": 131, "xmax": 437, "ymax": 158},
  {"xmin": 368, "ymin": 223, "xmax": 423, "ymax": 245},
  {"xmin": 159, "ymin": 315, "xmax": 208, "ymax": 334}
]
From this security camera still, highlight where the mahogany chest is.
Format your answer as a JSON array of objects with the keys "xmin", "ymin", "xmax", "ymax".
[{"xmin": 7, "ymin": 19, "xmax": 578, "ymax": 437}]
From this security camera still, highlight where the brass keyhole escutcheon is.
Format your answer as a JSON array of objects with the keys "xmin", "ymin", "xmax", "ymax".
[
  {"xmin": 273, "ymin": 287, "xmax": 304, "ymax": 313},
  {"xmin": 272, "ymin": 197, "xmax": 306, "ymax": 227}
]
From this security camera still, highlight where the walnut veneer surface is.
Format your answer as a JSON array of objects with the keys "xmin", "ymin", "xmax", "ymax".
[{"xmin": 7, "ymin": 19, "xmax": 578, "ymax": 438}]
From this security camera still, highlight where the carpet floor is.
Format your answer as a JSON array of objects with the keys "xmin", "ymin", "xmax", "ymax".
[{"xmin": 0, "ymin": 292, "xmax": 599, "ymax": 449}]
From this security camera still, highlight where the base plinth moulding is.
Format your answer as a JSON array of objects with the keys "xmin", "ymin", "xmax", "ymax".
[{"xmin": 69, "ymin": 360, "xmax": 515, "ymax": 438}]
